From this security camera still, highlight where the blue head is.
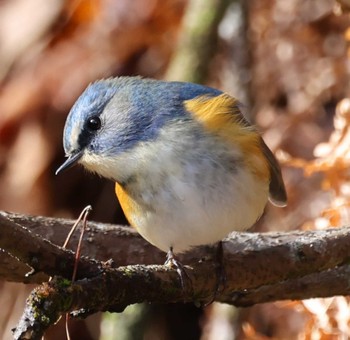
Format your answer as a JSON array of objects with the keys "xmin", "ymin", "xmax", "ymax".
[{"xmin": 56, "ymin": 76, "xmax": 222, "ymax": 181}]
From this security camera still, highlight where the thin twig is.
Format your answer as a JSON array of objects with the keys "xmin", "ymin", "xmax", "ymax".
[
  {"xmin": 63, "ymin": 205, "xmax": 92, "ymax": 340},
  {"xmin": 62, "ymin": 205, "xmax": 92, "ymax": 249}
]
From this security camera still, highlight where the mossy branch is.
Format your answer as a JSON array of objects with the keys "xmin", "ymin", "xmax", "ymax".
[{"xmin": 1, "ymin": 211, "xmax": 350, "ymax": 339}]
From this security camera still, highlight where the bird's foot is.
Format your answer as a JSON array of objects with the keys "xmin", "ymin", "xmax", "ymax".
[{"xmin": 165, "ymin": 247, "xmax": 192, "ymax": 292}]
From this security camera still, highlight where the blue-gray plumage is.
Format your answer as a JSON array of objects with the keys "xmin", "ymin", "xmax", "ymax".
[
  {"xmin": 61, "ymin": 77, "xmax": 223, "ymax": 160},
  {"xmin": 57, "ymin": 76, "xmax": 286, "ymax": 253}
]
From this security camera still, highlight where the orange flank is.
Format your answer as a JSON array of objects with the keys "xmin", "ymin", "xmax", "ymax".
[
  {"xmin": 184, "ymin": 94, "xmax": 270, "ymax": 181},
  {"xmin": 115, "ymin": 182, "xmax": 139, "ymax": 228}
]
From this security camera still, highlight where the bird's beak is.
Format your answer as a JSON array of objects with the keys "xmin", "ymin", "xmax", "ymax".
[{"xmin": 55, "ymin": 151, "xmax": 83, "ymax": 175}]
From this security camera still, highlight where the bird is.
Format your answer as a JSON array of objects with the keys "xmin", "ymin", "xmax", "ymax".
[{"xmin": 56, "ymin": 76, "xmax": 287, "ymax": 265}]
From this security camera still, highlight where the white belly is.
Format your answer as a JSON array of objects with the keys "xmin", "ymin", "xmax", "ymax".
[
  {"xmin": 129, "ymin": 160, "xmax": 269, "ymax": 253},
  {"xmin": 84, "ymin": 122, "xmax": 270, "ymax": 253}
]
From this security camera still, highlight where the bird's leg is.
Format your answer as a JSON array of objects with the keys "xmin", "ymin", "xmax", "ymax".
[
  {"xmin": 165, "ymin": 247, "xmax": 191, "ymax": 292},
  {"xmin": 165, "ymin": 246, "xmax": 176, "ymax": 266}
]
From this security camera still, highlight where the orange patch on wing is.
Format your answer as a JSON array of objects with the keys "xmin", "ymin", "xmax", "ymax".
[
  {"xmin": 115, "ymin": 183, "xmax": 140, "ymax": 228},
  {"xmin": 184, "ymin": 94, "xmax": 270, "ymax": 181}
]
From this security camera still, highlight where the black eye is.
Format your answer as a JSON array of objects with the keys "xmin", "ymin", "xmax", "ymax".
[{"xmin": 86, "ymin": 116, "xmax": 101, "ymax": 131}]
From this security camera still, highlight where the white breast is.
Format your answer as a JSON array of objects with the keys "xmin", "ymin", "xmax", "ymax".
[
  {"xmin": 80, "ymin": 121, "xmax": 270, "ymax": 253},
  {"xmin": 135, "ymin": 169, "xmax": 268, "ymax": 253},
  {"xmin": 114, "ymin": 124, "xmax": 270, "ymax": 253}
]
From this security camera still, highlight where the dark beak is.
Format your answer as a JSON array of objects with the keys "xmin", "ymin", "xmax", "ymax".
[{"xmin": 55, "ymin": 151, "xmax": 83, "ymax": 175}]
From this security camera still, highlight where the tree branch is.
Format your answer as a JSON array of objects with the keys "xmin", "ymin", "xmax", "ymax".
[
  {"xmin": 1, "ymin": 210, "xmax": 350, "ymax": 339},
  {"xmin": 165, "ymin": 0, "xmax": 231, "ymax": 83}
]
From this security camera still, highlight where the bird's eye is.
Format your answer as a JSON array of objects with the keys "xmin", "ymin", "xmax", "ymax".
[{"xmin": 86, "ymin": 116, "xmax": 101, "ymax": 131}]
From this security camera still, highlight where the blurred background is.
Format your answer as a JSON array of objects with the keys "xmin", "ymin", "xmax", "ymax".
[{"xmin": 1, "ymin": 0, "xmax": 350, "ymax": 339}]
